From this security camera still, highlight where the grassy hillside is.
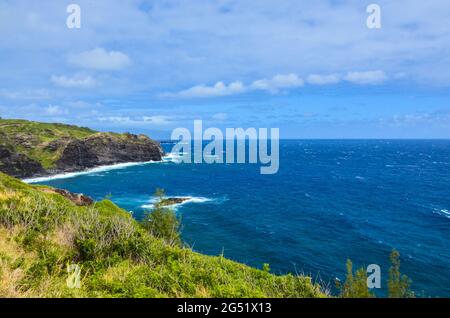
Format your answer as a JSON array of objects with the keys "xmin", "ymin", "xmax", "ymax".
[
  {"xmin": 0, "ymin": 172, "xmax": 325, "ymax": 298},
  {"xmin": 0, "ymin": 119, "xmax": 96, "ymax": 169}
]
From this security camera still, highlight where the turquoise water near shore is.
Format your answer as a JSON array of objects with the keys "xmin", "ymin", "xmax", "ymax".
[{"xmin": 31, "ymin": 140, "xmax": 450, "ymax": 296}]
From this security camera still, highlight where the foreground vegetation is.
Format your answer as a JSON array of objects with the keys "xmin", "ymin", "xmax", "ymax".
[
  {"xmin": 337, "ymin": 250, "xmax": 414, "ymax": 298},
  {"xmin": 0, "ymin": 172, "xmax": 325, "ymax": 298}
]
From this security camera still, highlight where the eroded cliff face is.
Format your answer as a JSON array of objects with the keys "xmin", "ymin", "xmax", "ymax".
[
  {"xmin": 0, "ymin": 130, "xmax": 163, "ymax": 178},
  {"xmin": 56, "ymin": 133, "xmax": 164, "ymax": 171},
  {"xmin": 0, "ymin": 145, "xmax": 46, "ymax": 178}
]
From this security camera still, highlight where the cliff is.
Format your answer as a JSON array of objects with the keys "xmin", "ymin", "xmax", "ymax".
[{"xmin": 0, "ymin": 119, "xmax": 163, "ymax": 178}]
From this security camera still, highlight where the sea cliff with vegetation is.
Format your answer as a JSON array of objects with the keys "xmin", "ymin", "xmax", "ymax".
[{"xmin": 0, "ymin": 119, "xmax": 163, "ymax": 178}]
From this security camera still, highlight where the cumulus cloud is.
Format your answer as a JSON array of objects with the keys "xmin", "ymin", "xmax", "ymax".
[
  {"xmin": 343, "ymin": 71, "xmax": 388, "ymax": 85},
  {"xmin": 163, "ymin": 74, "xmax": 306, "ymax": 98},
  {"xmin": 142, "ymin": 115, "xmax": 171, "ymax": 125},
  {"xmin": 163, "ymin": 81, "xmax": 245, "ymax": 98},
  {"xmin": 98, "ymin": 115, "xmax": 171, "ymax": 126},
  {"xmin": 307, "ymin": 74, "xmax": 341, "ymax": 85},
  {"xmin": 69, "ymin": 48, "xmax": 131, "ymax": 71},
  {"xmin": 251, "ymin": 74, "xmax": 304, "ymax": 93},
  {"xmin": 98, "ymin": 116, "xmax": 132, "ymax": 123},
  {"xmin": 161, "ymin": 70, "xmax": 391, "ymax": 98},
  {"xmin": 51, "ymin": 75, "xmax": 97, "ymax": 88},
  {"xmin": 45, "ymin": 104, "xmax": 68, "ymax": 115}
]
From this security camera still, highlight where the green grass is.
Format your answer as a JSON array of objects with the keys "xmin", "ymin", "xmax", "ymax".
[
  {"xmin": 0, "ymin": 118, "xmax": 97, "ymax": 169},
  {"xmin": 0, "ymin": 118, "xmax": 154, "ymax": 171},
  {"xmin": 0, "ymin": 172, "xmax": 326, "ymax": 298}
]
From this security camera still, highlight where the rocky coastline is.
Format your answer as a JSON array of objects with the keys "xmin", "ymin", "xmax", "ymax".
[{"xmin": 0, "ymin": 120, "xmax": 164, "ymax": 179}]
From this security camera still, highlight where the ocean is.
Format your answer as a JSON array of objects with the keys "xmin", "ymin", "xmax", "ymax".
[{"xmin": 27, "ymin": 140, "xmax": 450, "ymax": 297}]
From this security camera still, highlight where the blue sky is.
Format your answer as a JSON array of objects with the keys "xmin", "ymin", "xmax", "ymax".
[{"xmin": 0, "ymin": 0, "xmax": 450, "ymax": 138}]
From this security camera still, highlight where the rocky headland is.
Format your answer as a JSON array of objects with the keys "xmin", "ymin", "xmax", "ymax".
[{"xmin": 0, "ymin": 119, "xmax": 164, "ymax": 179}]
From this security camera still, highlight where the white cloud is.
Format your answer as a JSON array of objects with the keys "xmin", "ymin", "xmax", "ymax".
[
  {"xmin": 51, "ymin": 75, "xmax": 97, "ymax": 88},
  {"xmin": 45, "ymin": 105, "xmax": 68, "ymax": 115},
  {"xmin": 307, "ymin": 74, "xmax": 341, "ymax": 85},
  {"xmin": 344, "ymin": 71, "xmax": 388, "ymax": 85},
  {"xmin": 69, "ymin": 48, "xmax": 131, "ymax": 71},
  {"xmin": 163, "ymin": 74, "xmax": 306, "ymax": 98},
  {"xmin": 98, "ymin": 115, "xmax": 171, "ymax": 126},
  {"xmin": 98, "ymin": 116, "xmax": 132, "ymax": 123},
  {"xmin": 165, "ymin": 81, "xmax": 245, "ymax": 98},
  {"xmin": 251, "ymin": 74, "xmax": 304, "ymax": 93},
  {"xmin": 142, "ymin": 115, "xmax": 170, "ymax": 125},
  {"xmin": 161, "ymin": 70, "xmax": 391, "ymax": 99}
]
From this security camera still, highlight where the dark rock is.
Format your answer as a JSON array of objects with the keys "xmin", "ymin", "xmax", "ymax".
[
  {"xmin": 0, "ymin": 145, "xmax": 46, "ymax": 178},
  {"xmin": 54, "ymin": 188, "xmax": 94, "ymax": 206},
  {"xmin": 39, "ymin": 187, "xmax": 94, "ymax": 206},
  {"xmin": 159, "ymin": 197, "xmax": 190, "ymax": 207},
  {"xmin": 56, "ymin": 133, "xmax": 163, "ymax": 171}
]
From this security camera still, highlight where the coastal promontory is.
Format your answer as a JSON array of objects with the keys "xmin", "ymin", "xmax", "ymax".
[{"xmin": 0, "ymin": 119, "xmax": 163, "ymax": 178}]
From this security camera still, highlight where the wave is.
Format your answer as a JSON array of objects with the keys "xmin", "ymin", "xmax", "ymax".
[
  {"xmin": 22, "ymin": 160, "xmax": 162, "ymax": 183},
  {"xmin": 141, "ymin": 196, "xmax": 213, "ymax": 210},
  {"xmin": 433, "ymin": 208, "xmax": 450, "ymax": 219},
  {"xmin": 22, "ymin": 151, "xmax": 187, "ymax": 183},
  {"xmin": 161, "ymin": 152, "xmax": 187, "ymax": 164}
]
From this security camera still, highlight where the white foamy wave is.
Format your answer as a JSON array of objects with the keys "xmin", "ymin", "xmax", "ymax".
[
  {"xmin": 434, "ymin": 209, "xmax": 450, "ymax": 219},
  {"xmin": 22, "ymin": 160, "xmax": 160, "ymax": 183},
  {"xmin": 141, "ymin": 197, "xmax": 159, "ymax": 209},
  {"xmin": 141, "ymin": 196, "xmax": 212, "ymax": 210},
  {"xmin": 162, "ymin": 152, "xmax": 186, "ymax": 164}
]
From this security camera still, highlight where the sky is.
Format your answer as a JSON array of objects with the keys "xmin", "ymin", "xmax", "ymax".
[{"xmin": 0, "ymin": 0, "xmax": 450, "ymax": 139}]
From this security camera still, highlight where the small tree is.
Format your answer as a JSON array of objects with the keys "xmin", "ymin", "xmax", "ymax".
[
  {"xmin": 388, "ymin": 249, "xmax": 414, "ymax": 298},
  {"xmin": 142, "ymin": 188, "xmax": 182, "ymax": 246},
  {"xmin": 338, "ymin": 259, "xmax": 374, "ymax": 298}
]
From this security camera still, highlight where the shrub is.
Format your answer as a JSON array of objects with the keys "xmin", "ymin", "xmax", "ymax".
[
  {"xmin": 141, "ymin": 189, "xmax": 181, "ymax": 247},
  {"xmin": 338, "ymin": 259, "xmax": 374, "ymax": 298},
  {"xmin": 388, "ymin": 249, "xmax": 414, "ymax": 298}
]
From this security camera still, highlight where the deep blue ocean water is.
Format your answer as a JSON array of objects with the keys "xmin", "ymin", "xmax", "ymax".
[{"xmin": 31, "ymin": 140, "xmax": 450, "ymax": 297}]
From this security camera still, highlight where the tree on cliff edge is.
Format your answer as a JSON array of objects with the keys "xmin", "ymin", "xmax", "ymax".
[
  {"xmin": 388, "ymin": 249, "xmax": 414, "ymax": 298},
  {"xmin": 142, "ymin": 188, "xmax": 182, "ymax": 247}
]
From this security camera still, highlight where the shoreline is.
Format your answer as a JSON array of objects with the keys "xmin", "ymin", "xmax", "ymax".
[{"xmin": 22, "ymin": 159, "xmax": 167, "ymax": 184}]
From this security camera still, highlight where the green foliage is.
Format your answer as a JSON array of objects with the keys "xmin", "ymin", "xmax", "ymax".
[
  {"xmin": 338, "ymin": 260, "xmax": 374, "ymax": 298},
  {"xmin": 141, "ymin": 188, "xmax": 182, "ymax": 247},
  {"xmin": 262, "ymin": 263, "xmax": 271, "ymax": 273},
  {"xmin": 338, "ymin": 250, "xmax": 414, "ymax": 298},
  {"xmin": 388, "ymin": 250, "xmax": 414, "ymax": 298},
  {"xmin": 0, "ymin": 173, "xmax": 325, "ymax": 298}
]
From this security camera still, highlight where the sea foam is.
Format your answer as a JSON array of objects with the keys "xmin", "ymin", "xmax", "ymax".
[
  {"xmin": 22, "ymin": 152, "xmax": 185, "ymax": 184},
  {"xmin": 141, "ymin": 196, "xmax": 212, "ymax": 210},
  {"xmin": 434, "ymin": 209, "xmax": 450, "ymax": 219},
  {"xmin": 22, "ymin": 160, "xmax": 163, "ymax": 183}
]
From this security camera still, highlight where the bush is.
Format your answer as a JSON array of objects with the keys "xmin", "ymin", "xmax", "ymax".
[
  {"xmin": 338, "ymin": 250, "xmax": 414, "ymax": 298},
  {"xmin": 141, "ymin": 189, "xmax": 181, "ymax": 246},
  {"xmin": 388, "ymin": 249, "xmax": 414, "ymax": 298},
  {"xmin": 337, "ymin": 259, "xmax": 374, "ymax": 298}
]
